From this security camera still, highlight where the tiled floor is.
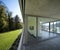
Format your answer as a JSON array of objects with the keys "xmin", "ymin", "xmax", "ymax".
[{"xmin": 24, "ymin": 31, "xmax": 60, "ymax": 50}]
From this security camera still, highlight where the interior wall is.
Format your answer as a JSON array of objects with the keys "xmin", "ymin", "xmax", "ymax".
[{"xmin": 28, "ymin": 16, "xmax": 36, "ymax": 36}]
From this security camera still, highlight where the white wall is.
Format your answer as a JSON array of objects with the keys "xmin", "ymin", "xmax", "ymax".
[{"xmin": 28, "ymin": 17, "xmax": 36, "ymax": 37}]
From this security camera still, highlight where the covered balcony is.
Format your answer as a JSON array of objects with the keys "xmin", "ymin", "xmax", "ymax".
[{"xmin": 18, "ymin": 0, "xmax": 60, "ymax": 50}]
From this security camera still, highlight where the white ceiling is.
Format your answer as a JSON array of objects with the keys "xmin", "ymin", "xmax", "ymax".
[{"xmin": 25, "ymin": 0, "xmax": 60, "ymax": 19}]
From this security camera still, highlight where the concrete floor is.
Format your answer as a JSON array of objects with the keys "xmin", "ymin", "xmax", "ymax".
[
  {"xmin": 38, "ymin": 31, "xmax": 57, "ymax": 41},
  {"xmin": 23, "ymin": 31, "xmax": 60, "ymax": 50}
]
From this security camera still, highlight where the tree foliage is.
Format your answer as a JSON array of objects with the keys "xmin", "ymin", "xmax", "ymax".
[
  {"xmin": 0, "ymin": 5, "xmax": 8, "ymax": 32},
  {"xmin": 15, "ymin": 15, "xmax": 22, "ymax": 29},
  {"xmin": 0, "ymin": 2, "xmax": 22, "ymax": 33}
]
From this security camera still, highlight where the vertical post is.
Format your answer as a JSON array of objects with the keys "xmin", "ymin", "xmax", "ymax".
[
  {"xmin": 36, "ymin": 17, "xmax": 38, "ymax": 39},
  {"xmin": 53, "ymin": 22, "xmax": 54, "ymax": 33},
  {"xmin": 49, "ymin": 22, "xmax": 50, "ymax": 36},
  {"xmin": 23, "ymin": 16, "xmax": 28, "ymax": 44},
  {"xmin": 56, "ymin": 22, "xmax": 57, "ymax": 33},
  {"xmin": 22, "ymin": 0, "xmax": 28, "ymax": 44}
]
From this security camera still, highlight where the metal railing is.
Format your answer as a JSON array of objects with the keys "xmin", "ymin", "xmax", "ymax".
[{"xmin": 17, "ymin": 30, "xmax": 24, "ymax": 50}]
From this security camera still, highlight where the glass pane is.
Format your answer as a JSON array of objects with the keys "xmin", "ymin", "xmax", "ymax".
[
  {"xmin": 42, "ymin": 23, "xmax": 49, "ymax": 31},
  {"xmin": 50, "ymin": 22, "xmax": 53, "ymax": 32},
  {"xmin": 56, "ymin": 21, "xmax": 60, "ymax": 33},
  {"xmin": 54, "ymin": 22, "xmax": 57, "ymax": 33}
]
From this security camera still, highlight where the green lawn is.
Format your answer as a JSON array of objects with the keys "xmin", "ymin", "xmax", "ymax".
[{"xmin": 0, "ymin": 29, "xmax": 22, "ymax": 50}]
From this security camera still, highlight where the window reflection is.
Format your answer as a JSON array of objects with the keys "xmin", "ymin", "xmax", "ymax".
[
  {"xmin": 56, "ymin": 21, "xmax": 60, "ymax": 33},
  {"xmin": 42, "ymin": 21, "xmax": 60, "ymax": 34},
  {"xmin": 42, "ymin": 23, "xmax": 49, "ymax": 31}
]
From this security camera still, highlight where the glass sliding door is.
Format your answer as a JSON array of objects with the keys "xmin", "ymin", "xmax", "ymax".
[
  {"xmin": 50, "ymin": 22, "xmax": 53, "ymax": 32},
  {"xmin": 50, "ymin": 22, "xmax": 57, "ymax": 33},
  {"xmin": 56, "ymin": 21, "xmax": 60, "ymax": 33},
  {"xmin": 54, "ymin": 22, "xmax": 57, "ymax": 33},
  {"xmin": 38, "ymin": 22, "xmax": 50, "ymax": 40},
  {"xmin": 37, "ymin": 17, "xmax": 58, "ymax": 40},
  {"xmin": 42, "ymin": 23, "xmax": 49, "ymax": 31}
]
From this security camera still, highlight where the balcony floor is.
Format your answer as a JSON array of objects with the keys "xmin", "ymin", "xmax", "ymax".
[
  {"xmin": 38, "ymin": 31, "xmax": 57, "ymax": 41},
  {"xmin": 23, "ymin": 31, "xmax": 60, "ymax": 50}
]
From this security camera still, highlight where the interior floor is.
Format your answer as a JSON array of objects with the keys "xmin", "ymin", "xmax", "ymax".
[
  {"xmin": 23, "ymin": 31, "xmax": 60, "ymax": 50},
  {"xmin": 38, "ymin": 31, "xmax": 57, "ymax": 41}
]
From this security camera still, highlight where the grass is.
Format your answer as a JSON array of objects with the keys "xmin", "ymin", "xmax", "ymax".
[{"xmin": 0, "ymin": 29, "xmax": 22, "ymax": 50}]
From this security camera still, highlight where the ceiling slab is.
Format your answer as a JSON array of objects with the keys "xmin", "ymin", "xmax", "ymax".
[{"xmin": 25, "ymin": 0, "xmax": 60, "ymax": 19}]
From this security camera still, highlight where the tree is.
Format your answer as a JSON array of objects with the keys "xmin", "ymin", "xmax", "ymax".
[
  {"xmin": 8, "ymin": 12, "xmax": 14, "ymax": 30},
  {"xmin": 0, "ymin": 5, "xmax": 8, "ymax": 32},
  {"xmin": 15, "ymin": 15, "xmax": 22, "ymax": 29},
  {"xmin": 0, "ymin": 1, "xmax": 22, "ymax": 32}
]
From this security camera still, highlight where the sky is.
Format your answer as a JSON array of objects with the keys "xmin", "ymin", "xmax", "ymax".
[{"xmin": 1, "ymin": 0, "xmax": 23, "ymax": 22}]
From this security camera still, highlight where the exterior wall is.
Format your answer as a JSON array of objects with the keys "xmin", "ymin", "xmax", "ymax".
[{"xmin": 28, "ymin": 17, "xmax": 36, "ymax": 36}]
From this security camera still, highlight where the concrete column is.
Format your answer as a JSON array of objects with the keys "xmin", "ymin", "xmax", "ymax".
[
  {"xmin": 23, "ymin": 16, "xmax": 28, "ymax": 44},
  {"xmin": 36, "ymin": 17, "xmax": 38, "ymax": 38}
]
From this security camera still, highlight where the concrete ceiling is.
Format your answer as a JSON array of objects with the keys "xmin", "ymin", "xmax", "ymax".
[
  {"xmin": 25, "ymin": 0, "xmax": 60, "ymax": 19},
  {"xmin": 28, "ymin": 16, "xmax": 58, "ymax": 23},
  {"xmin": 38, "ymin": 17, "xmax": 58, "ymax": 23}
]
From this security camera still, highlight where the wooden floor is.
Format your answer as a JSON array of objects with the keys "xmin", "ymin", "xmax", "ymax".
[{"xmin": 23, "ymin": 31, "xmax": 60, "ymax": 50}]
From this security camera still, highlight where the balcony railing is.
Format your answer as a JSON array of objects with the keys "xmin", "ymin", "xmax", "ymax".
[{"xmin": 17, "ymin": 30, "xmax": 24, "ymax": 50}]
